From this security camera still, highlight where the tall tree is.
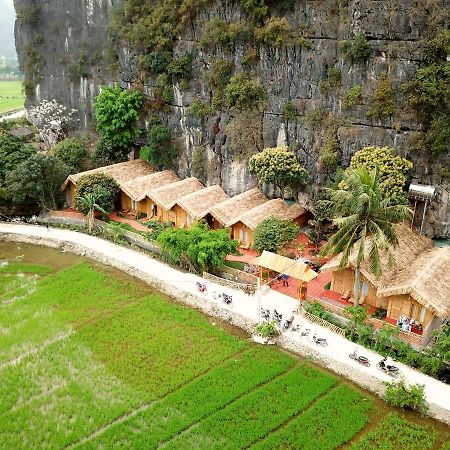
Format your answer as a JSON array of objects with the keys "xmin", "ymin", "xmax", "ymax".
[{"xmin": 321, "ymin": 167, "xmax": 411, "ymax": 306}]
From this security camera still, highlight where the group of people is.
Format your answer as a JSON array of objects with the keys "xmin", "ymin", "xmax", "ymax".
[{"xmin": 397, "ymin": 315, "xmax": 423, "ymax": 333}]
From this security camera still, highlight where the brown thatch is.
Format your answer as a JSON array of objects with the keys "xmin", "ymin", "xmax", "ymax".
[
  {"xmin": 148, "ymin": 177, "xmax": 204, "ymax": 210},
  {"xmin": 321, "ymin": 223, "xmax": 450, "ymax": 318},
  {"xmin": 252, "ymin": 250, "xmax": 317, "ymax": 282},
  {"xmin": 121, "ymin": 170, "xmax": 180, "ymax": 201},
  {"xmin": 210, "ymin": 188, "xmax": 268, "ymax": 227},
  {"xmin": 176, "ymin": 185, "xmax": 230, "ymax": 220},
  {"xmin": 61, "ymin": 160, "xmax": 155, "ymax": 190},
  {"xmin": 378, "ymin": 247, "xmax": 450, "ymax": 319},
  {"xmin": 239, "ymin": 199, "xmax": 306, "ymax": 230}
]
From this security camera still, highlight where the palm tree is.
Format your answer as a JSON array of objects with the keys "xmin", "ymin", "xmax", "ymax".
[
  {"xmin": 77, "ymin": 192, "xmax": 107, "ymax": 232},
  {"xmin": 321, "ymin": 167, "xmax": 412, "ymax": 306}
]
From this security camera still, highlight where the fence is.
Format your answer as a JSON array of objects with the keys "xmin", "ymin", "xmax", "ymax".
[
  {"xmin": 220, "ymin": 265, "xmax": 258, "ymax": 286},
  {"xmin": 203, "ymin": 272, "xmax": 256, "ymax": 293},
  {"xmin": 302, "ymin": 310, "xmax": 346, "ymax": 336},
  {"xmin": 369, "ymin": 316, "xmax": 423, "ymax": 347}
]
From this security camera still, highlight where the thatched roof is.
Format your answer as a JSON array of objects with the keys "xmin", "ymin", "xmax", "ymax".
[
  {"xmin": 321, "ymin": 223, "xmax": 450, "ymax": 318},
  {"xmin": 239, "ymin": 199, "xmax": 306, "ymax": 230},
  {"xmin": 148, "ymin": 177, "xmax": 204, "ymax": 210},
  {"xmin": 378, "ymin": 247, "xmax": 450, "ymax": 319},
  {"xmin": 210, "ymin": 188, "xmax": 268, "ymax": 227},
  {"xmin": 121, "ymin": 170, "xmax": 180, "ymax": 201},
  {"xmin": 252, "ymin": 250, "xmax": 318, "ymax": 282},
  {"xmin": 176, "ymin": 185, "xmax": 230, "ymax": 220},
  {"xmin": 61, "ymin": 160, "xmax": 155, "ymax": 190}
]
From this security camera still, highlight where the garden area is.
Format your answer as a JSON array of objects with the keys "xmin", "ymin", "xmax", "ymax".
[{"xmin": 0, "ymin": 244, "xmax": 449, "ymax": 449}]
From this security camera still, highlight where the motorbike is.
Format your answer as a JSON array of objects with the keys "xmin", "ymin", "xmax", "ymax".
[
  {"xmin": 282, "ymin": 316, "xmax": 294, "ymax": 330},
  {"xmin": 221, "ymin": 293, "xmax": 233, "ymax": 305},
  {"xmin": 349, "ymin": 349, "xmax": 370, "ymax": 367},
  {"xmin": 300, "ymin": 328, "xmax": 310, "ymax": 337},
  {"xmin": 291, "ymin": 324, "xmax": 301, "ymax": 332},
  {"xmin": 376, "ymin": 360, "xmax": 399, "ymax": 377},
  {"xmin": 272, "ymin": 309, "xmax": 283, "ymax": 324},
  {"xmin": 260, "ymin": 307, "xmax": 271, "ymax": 321},
  {"xmin": 196, "ymin": 282, "xmax": 207, "ymax": 294},
  {"xmin": 312, "ymin": 334, "xmax": 328, "ymax": 346}
]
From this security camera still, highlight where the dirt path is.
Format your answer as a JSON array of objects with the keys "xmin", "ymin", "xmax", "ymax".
[{"xmin": 1, "ymin": 223, "xmax": 449, "ymax": 425}]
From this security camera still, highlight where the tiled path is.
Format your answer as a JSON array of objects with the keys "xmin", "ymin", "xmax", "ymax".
[{"xmin": 108, "ymin": 212, "xmax": 149, "ymax": 232}]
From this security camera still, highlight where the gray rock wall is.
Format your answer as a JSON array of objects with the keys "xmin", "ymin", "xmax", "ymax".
[{"xmin": 13, "ymin": 0, "xmax": 450, "ymax": 238}]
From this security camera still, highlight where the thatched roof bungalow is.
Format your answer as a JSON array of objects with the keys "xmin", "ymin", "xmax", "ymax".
[
  {"xmin": 61, "ymin": 160, "xmax": 155, "ymax": 207},
  {"xmin": 321, "ymin": 223, "xmax": 450, "ymax": 346},
  {"xmin": 147, "ymin": 177, "xmax": 204, "ymax": 226},
  {"xmin": 174, "ymin": 185, "xmax": 230, "ymax": 228}
]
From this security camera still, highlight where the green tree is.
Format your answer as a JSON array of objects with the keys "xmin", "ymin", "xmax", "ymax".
[
  {"xmin": 321, "ymin": 167, "xmax": 411, "ymax": 306},
  {"xmin": 94, "ymin": 85, "xmax": 143, "ymax": 149},
  {"xmin": 140, "ymin": 124, "xmax": 177, "ymax": 170},
  {"xmin": 77, "ymin": 191, "xmax": 108, "ymax": 232},
  {"xmin": 249, "ymin": 147, "xmax": 308, "ymax": 198},
  {"xmin": 253, "ymin": 216, "xmax": 298, "ymax": 254},
  {"xmin": 157, "ymin": 223, "xmax": 239, "ymax": 273},
  {"xmin": 5, "ymin": 154, "xmax": 70, "ymax": 209},
  {"xmin": 75, "ymin": 173, "xmax": 119, "ymax": 215},
  {"xmin": 342, "ymin": 146, "xmax": 413, "ymax": 202},
  {"xmin": 366, "ymin": 74, "xmax": 396, "ymax": 119},
  {"xmin": 92, "ymin": 137, "xmax": 130, "ymax": 167},
  {"xmin": 224, "ymin": 73, "xmax": 266, "ymax": 111},
  {"xmin": 0, "ymin": 133, "xmax": 35, "ymax": 184},
  {"xmin": 52, "ymin": 138, "xmax": 89, "ymax": 173}
]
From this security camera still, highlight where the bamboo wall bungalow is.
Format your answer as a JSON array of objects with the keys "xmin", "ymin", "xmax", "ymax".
[
  {"xmin": 147, "ymin": 177, "xmax": 204, "ymax": 226},
  {"xmin": 209, "ymin": 188, "xmax": 268, "ymax": 236},
  {"xmin": 232, "ymin": 199, "xmax": 309, "ymax": 247},
  {"xmin": 174, "ymin": 185, "xmax": 230, "ymax": 228},
  {"xmin": 119, "ymin": 170, "xmax": 179, "ymax": 217},
  {"xmin": 321, "ymin": 224, "xmax": 450, "ymax": 346},
  {"xmin": 61, "ymin": 160, "xmax": 155, "ymax": 207}
]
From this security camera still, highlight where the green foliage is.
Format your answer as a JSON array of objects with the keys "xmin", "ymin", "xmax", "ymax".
[
  {"xmin": 200, "ymin": 18, "xmax": 251, "ymax": 50},
  {"xmin": 350, "ymin": 414, "xmax": 438, "ymax": 450},
  {"xmin": 304, "ymin": 301, "xmax": 333, "ymax": 322},
  {"xmin": 249, "ymin": 146, "xmax": 308, "ymax": 197},
  {"xmin": 75, "ymin": 173, "xmax": 119, "ymax": 215},
  {"xmin": 92, "ymin": 137, "xmax": 130, "ymax": 167},
  {"xmin": 166, "ymin": 53, "xmax": 193, "ymax": 80},
  {"xmin": 303, "ymin": 107, "xmax": 325, "ymax": 127},
  {"xmin": 191, "ymin": 146, "xmax": 207, "ymax": 183},
  {"xmin": 226, "ymin": 112, "xmax": 264, "ymax": 160},
  {"xmin": 0, "ymin": 132, "xmax": 35, "ymax": 184},
  {"xmin": 157, "ymin": 223, "xmax": 239, "ymax": 273},
  {"xmin": 52, "ymin": 138, "xmax": 89, "ymax": 173},
  {"xmin": 366, "ymin": 74, "xmax": 396, "ymax": 119},
  {"xmin": 240, "ymin": 0, "xmax": 269, "ymax": 24},
  {"xmin": 223, "ymin": 73, "xmax": 266, "ymax": 111},
  {"xmin": 140, "ymin": 122, "xmax": 177, "ymax": 170},
  {"xmin": 255, "ymin": 320, "xmax": 279, "ymax": 338},
  {"xmin": 207, "ymin": 59, "xmax": 234, "ymax": 89},
  {"xmin": 254, "ymin": 17, "xmax": 296, "ymax": 46},
  {"xmin": 241, "ymin": 48, "xmax": 260, "ymax": 65},
  {"xmin": 384, "ymin": 380, "xmax": 428, "ymax": 415},
  {"xmin": 319, "ymin": 118, "xmax": 341, "ymax": 172},
  {"xmin": 341, "ymin": 84, "xmax": 362, "ymax": 109},
  {"xmin": 5, "ymin": 153, "xmax": 70, "ymax": 208},
  {"xmin": 144, "ymin": 220, "xmax": 173, "ymax": 240},
  {"xmin": 188, "ymin": 98, "xmax": 213, "ymax": 118},
  {"xmin": 319, "ymin": 67, "xmax": 342, "ymax": 93},
  {"xmin": 77, "ymin": 191, "xmax": 108, "ymax": 231},
  {"xmin": 94, "ymin": 85, "xmax": 143, "ymax": 149},
  {"xmin": 340, "ymin": 32, "xmax": 373, "ymax": 63},
  {"xmin": 282, "ymin": 100, "xmax": 297, "ymax": 120},
  {"xmin": 345, "ymin": 146, "xmax": 413, "ymax": 200},
  {"xmin": 253, "ymin": 216, "xmax": 298, "ymax": 253},
  {"xmin": 138, "ymin": 51, "xmax": 172, "ymax": 74},
  {"xmin": 372, "ymin": 307, "xmax": 387, "ymax": 319}
]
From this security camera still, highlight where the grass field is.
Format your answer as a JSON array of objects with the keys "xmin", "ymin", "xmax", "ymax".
[
  {"xmin": 0, "ymin": 258, "xmax": 449, "ymax": 449},
  {"xmin": 0, "ymin": 80, "xmax": 25, "ymax": 114}
]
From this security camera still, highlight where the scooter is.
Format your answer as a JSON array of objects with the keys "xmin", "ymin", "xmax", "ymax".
[
  {"xmin": 349, "ymin": 349, "xmax": 370, "ymax": 367},
  {"xmin": 221, "ymin": 293, "xmax": 233, "ymax": 305},
  {"xmin": 377, "ymin": 359, "xmax": 399, "ymax": 377},
  {"xmin": 260, "ymin": 307, "xmax": 271, "ymax": 321},
  {"xmin": 282, "ymin": 316, "xmax": 294, "ymax": 330},
  {"xmin": 300, "ymin": 328, "xmax": 310, "ymax": 337},
  {"xmin": 312, "ymin": 334, "xmax": 328, "ymax": 346},
  {"xmin": 196, "ymin": 282, "xmax": 207, "ymax": 294},
  {"xmin": 272, "ymin": 309, "xmax": 283, "ymax": 324}
]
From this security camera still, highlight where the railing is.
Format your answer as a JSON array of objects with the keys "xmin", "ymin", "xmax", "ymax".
[
  {"xmin": 220, "ymin": 265, "xmax": 258, "ymax": 286},
  {"xmin": 302, "ymin": 310, "xmax": 346, "ymax": 336},
  {"xmin": 203, "ymin": 272, "xmax": 256, "ymax": 293},
  {"xmin": 369, "ymin": 317, "xmax": 423, "ymax": 346}
]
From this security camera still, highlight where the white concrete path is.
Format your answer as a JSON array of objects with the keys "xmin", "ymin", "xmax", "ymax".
[{"xmin": 1, "ymin": 223, "xmax": 450, "ymax": 423}]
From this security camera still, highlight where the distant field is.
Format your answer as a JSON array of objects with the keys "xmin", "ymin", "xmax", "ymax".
[{"xmin": 0, "ymin": 80, "xmax": 25, "ymax": 114}]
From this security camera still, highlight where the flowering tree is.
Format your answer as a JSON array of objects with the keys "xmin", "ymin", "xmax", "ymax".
[{"xmin": 28, "ymin": 100, "xmax": 78, "ymax": 149}]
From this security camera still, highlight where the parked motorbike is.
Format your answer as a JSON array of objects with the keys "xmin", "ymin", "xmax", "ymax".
[
  {"xmin": 376, "ymin": 359, "xmax": 399, "ymax": 377},
  {"xmin": 300, "ymin": 328, "xmax": 310, "ymax": 337},
  {"xmin": 260, "ymin": 307, "xmax": 271, "ymax": 321},
  {"xmin": 221, "ymin": 293, "xmax": 233, "ymax": 305},
  {"xmin": 312, "ymin": 334, "xmax": 328, "ymax": 346},
  {"xmin": 196, "ymin": 282, "xmax": 207, "ymax": 294},
  {"xmin": 291, "ymin": 324, "xmax": 301, "ymax": 332},
  {"xmin": 272, "ymin": 309, "xmax": 283, "ymax": 324},
  {"xmin": 282, "ymin": 316, "xmax": 294, "ymax": 330},
  {"xmin": 349, "ymin": 349, "xmax": 370, "ymax": 367}
]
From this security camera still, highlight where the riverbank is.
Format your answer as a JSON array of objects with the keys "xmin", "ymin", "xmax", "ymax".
[{"xmin": 1, "ymin": 223, "xmax": 450, "ymax": 425}]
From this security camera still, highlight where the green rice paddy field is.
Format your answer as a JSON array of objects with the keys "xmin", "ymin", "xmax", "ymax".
[
  {"xmin": 0, "ymin": 243, "xmax": 449, "ymax": 450},
  {"xmin": 0, "ymin": 80, "xmax": 25, "ymax": 114}
]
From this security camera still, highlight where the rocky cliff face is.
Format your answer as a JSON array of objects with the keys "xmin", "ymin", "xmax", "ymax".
[{"xmin": 14, "ymin": 0, "xmax": 450, "ymax": 238}]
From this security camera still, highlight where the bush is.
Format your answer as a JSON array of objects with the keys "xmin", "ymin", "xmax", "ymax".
[
  {"xmin": 207, "ymin": 59, "xmax": 235, "ymax": 89},
  {"xmin": 366, "ymin": 74, "xmax": 396, "ymax": 119},
  {"xmin": 167, "ymin": 54, "xmax": 193, "ymax": 80},
  {"xmin": 339, "ymin": 33, "xmax": 373, "ymax": 63},
  {"xmin": 189, "ymin": 99, "xmax": 213, "ymax": 119},
  {"xmin": 372, "ymin": 307, "xmax": 387, "ymax": 320},
  {"xmin": 199, "ymin": 18, "xmax": 251, "ymax": 50},
  {"xmin": 384, "ymin": 379, "xmax": 428, "ymax": 415},
  {"xmin": 253, "ymin": 216, "xmax": 298, "ymax": 253},
  {"xmin": 255, "ymin": 321, "xmax": 279, "ymax": 338},
  {"xmin": 224, "ymin": 73, "xmax": 266, "ymax": 111},
  {"xmin": 92, "ymin": 137, "xmax": 129, "ymax": 167},
  {"xmin": 254, "ymin": 17, "xmax": 295, "ymax": 47},
  {"xmin": 319, "ymin": 67, "xmax": 342, "ymax": 93},
  {"xmin": 140, "ymin": 122, "xmax": 177, "ymax": 170},
  {"xmin": 138, "ymin": 51, "xmax": 172, "ymax": 74},
  {"xmin": 75, "ymin": 173, "xmax": 119, "ymax": 215},
  {"xmin": 340, "ymin": 85, "xmax": 362, "ymax": 109},
  {"xmin": 52, "ymin": 138, "xmax": 89, "ymax": 173},
  {"xmin": 304, "ymin": 301, "xmax": 332, "ymax": 322},
  {"xmin": 145, "ymin": 220, "xmax": 173, "ymax": 240},
  {"xmin": 282, "ymin": 101, "xmax": 297, "ymax": 120}
]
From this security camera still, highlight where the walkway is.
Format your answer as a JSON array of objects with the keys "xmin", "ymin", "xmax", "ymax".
[{"xmin": 1, "ymin": 223, "xmax": 449, "ymax": 425}]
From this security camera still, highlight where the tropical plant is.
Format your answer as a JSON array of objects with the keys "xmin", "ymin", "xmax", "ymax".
[
  {"xmin": 77, "ymin": 191, "xmax": 108, "ymax": 232},
  {"xmin": 75, "ymin": 173, "xmax": 119, "ymax": 215},
  {"xmin": 255, "ymin": 320, "xmax": 279, "ymax": 338},
  {"xmin": 321, "ymin": 167, "xmax": 412, "ymax": 306},
  {"xmin": 249, "ymin": 147, "xmax": 308, "ymax": 198},
  {"xmin": 253, "ymin": 216, "xmax": 298, "ymax": 254}
]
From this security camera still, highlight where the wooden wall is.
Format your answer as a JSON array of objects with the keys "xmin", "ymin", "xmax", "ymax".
[
  {"xmin": 120, "ymin": 192, "xmax": 132, "ymax": 211},
  {"xmin": 387, "ymin": 295, "xmax": 434, "ymax": 328},
  {"xmin": 232, "ymin": 222, "xmax": 253, "ymax": 246},
  {"xmin": 65, "ymin": 182, "xmax": 76, "ymax": 207}
]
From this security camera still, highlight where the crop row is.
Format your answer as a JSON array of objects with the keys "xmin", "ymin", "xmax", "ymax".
[
  {"xmin": 251, "ymin": 384, "xmax": 373, "ymax": 450},
  {"xmin": 0, "ymin": 262, "xmax": 53, "ymax": 275},
  {"xmin": 163, "ymin": 364, "xmax": 336, "ymax": 450},
  {"xmin": 78, "ymin": 346, "xmax": 296, "ymax": 449}
]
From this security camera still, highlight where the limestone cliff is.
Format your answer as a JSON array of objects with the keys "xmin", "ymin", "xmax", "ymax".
[{"xmin": 13, "ymin": 0, "xmax": 450, "ymax": 237}]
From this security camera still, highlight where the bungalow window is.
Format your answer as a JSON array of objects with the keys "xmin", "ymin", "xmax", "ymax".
[
  {"xmin": 131, "ymin": 199, "xmax": 137, "ymax": 210},
  {"xmin": 239, "ymin": 228, "xmax": 248, "ymax": 243}
]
